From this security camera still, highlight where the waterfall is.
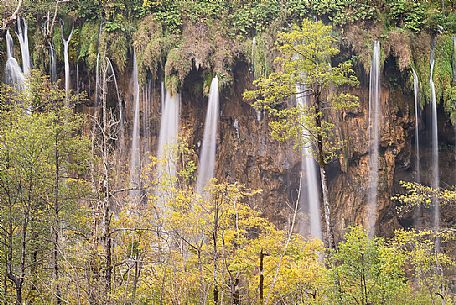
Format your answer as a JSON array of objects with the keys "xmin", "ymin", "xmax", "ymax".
[
  {"xmin": 430, "ymin": 41, "xmax": 440, "ymax": 231},
  {"xmin": 157, "ymin": 92, "xmax": 180, "ymax": 178},
  {"xmin": 156, "ymin": 92, "xmax": 180, "ymax": 204},
  {"xmin": 49, "ymin": 43, "xmax": 57, "ymax": 83},
  {"xmin": 413, "ymin": 69, "xmax": 420, "ymax": 183},
  {"xmin": 196, "ymin": 76, "xmax": 220, "ymax": 193},
  {"xmin": 160, "ymin": 81, "xmax": 165, "ymax": 113},
  {"xmin": 4, "ymin": 30, "xmax": 25, "ymax": 88},
  {"xmin": 61, "ymin": 27, "xmax": 73, "ymax": 100},
  {"xmin": 130, "ymin": 53, "xmax": 141, "ymax": 197},
  {"xmin": 367, "ymin": 41, "xmax": 381, "ymax": 236},
  {"xmin": 142, "ymin": 78, "xmax": 153, "ymax": 155},
  {"xmin": 16, "ymin": 17, "xmax": 31, "ymax": 75},
  {"xmin": 296, "ymin": 83, "xmax": 322, "ymax": 239},
  {"xmin": 95, "ymin": 53, "xmax": 100, "ymax": 106}
]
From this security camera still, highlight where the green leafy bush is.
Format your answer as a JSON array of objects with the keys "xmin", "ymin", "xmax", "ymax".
[
  {"xmin": 310, "ymin": 0, "xmax": 377, "ymax": 26},
  {"xmin": 387, "ymin": 0, "xmax": 425, "ymax": 32}
]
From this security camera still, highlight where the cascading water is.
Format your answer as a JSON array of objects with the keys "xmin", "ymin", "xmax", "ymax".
[
  {"xmin": 130, "ymin": 53, "xmax": 141, "ymax": 198},
  {"xmin": 413, "ymin": 69, "xmax": 420, "ymax": 183},
  {"xmin": 4, "ymin": 30, "xmax": 25, "ymax": 88},
  {"xmin": 429, "ymin": 40, "xmax": 440, "ymax": 232},
  {"xmin": 196, "ymin": 76, "xmax": 219, "ymax": 193},
  {"xmin": 412, "ymin": 68, "xmax": 423, "ymax": 227},
  {"xmin": 160, "ymin": 81, "xmax": 165, "ymax": 113},
  {"xmin": 296, "ymin": 83, "xmax": 322, "ymax": 239},
  {"xmin": 49, "ymin": 43, "xmax": 57, "ymax": 83},
  {"xmin": 16, "ymin": 17, "xmax": 31, "ymax": 75},
  {"xmin": 95, "ymin": 53, "xmax": 100, "ymax": 106},
  {"xmin": 142, "ymin": 78, "xmax": 153, "ymax": 155},
  {"xmin": 156, "ymin": 92, "xmax": 180, "ymax": 204},
  {"xmin": 367, "ymin": 41, "xmax": 381, "ymax": 236},
  {"xmin": 61, "ymin": 26, "xmax": 73, "ymax": 100}
]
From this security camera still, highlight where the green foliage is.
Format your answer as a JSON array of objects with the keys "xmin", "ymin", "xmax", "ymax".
[
  {"xmin": 231, "ymin": 0, "xmax": 281, "ymax": 36},
  {"xmin": 309, "ymin": 0, "xmax": 377, "ymax": 26},
  {"xmin": 106, "ymin": 31, "xmax": 129, "ymax": 72},
  {"xmin": 244, "ymin": 19, "xmax": 359, "ymax": 163},
  {"xmin": 143, "ymin": 0, "xmax": 183, "ymax": 34},
  {"xmin": 330, "ymin": 226, "xmax": 455, "ymax": 305},
  {"xmin": 330, "ymin": 226, "xmax": 409, "ymax": 305},
  {"xmin": 394, "ymin": 180, "xmax": 456, "ymax": 209},
  {"xmin": 78, "ymin": 21, "xmax": 100, "ymax": 70},
  {"xmin": 247, "ymin": 32, "xmax": 276, "ymax": 80},
  {"xmin": 134, "ymin": 15, "xmax": 178, "ymax": 79},
  {"xmin": 0, "ymin": 72, "xmax": 91, "ymax": 304},
  {"xmin": 387, "ymin": 0, "xmax": 426, "ymax": 32},
  {"xmin": 102, "ymin": 0, "xmax": 144, "ymax": 33},
  {"xmin": 392, "ymin": 229, "xmax": 455, "ymax": 304},
  {"xmin": 412, "ymin": 34, "xmax": 454, "ymax": 116},
  {"xmin": 73, "ymin": 0, "xmax": 101, "ymax": 20},
  {"xmin": 434, "ymin": 35, "xmax": 455, "ymax": 115}
]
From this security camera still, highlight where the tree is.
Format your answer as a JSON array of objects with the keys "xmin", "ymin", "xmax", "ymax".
[
  {"xmin": 244, "ymin": 19, "xmax": 359, "ymax": 248},
  {"xmin": 329, "ymin": 226, "xmax": 454, "ymax": 305},
  {"xmin": 0, "ymin": 72, "xmax": 90, "ymax": 304},
  {"xmin": 1, "ymin": 0, "xmax": 22, "ymax": 32},
  {"xmin": 330, "ymin": 226, "xmax": 407, "ymax": 305}
]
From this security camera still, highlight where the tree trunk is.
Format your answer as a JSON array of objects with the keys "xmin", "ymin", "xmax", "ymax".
[
  {"xmin": 213, "ymin": 200, "xmax": 219, "ymax": 305},
  {"xmin": 315, "ymin": 93, "xmax": 335, "ymax": 248},
  {"xmin": 14, "ymin": 283, "xmax": 22, "ymax": 305},
  {"xmin": 232, "ymin": 278, "xmax": 240, "ymax": 305},
  {"xmin": 54, "ymin": 130, "xmax": 62, "ymax": 305},
  {"xmin": 259, "ymin": 249, "xmax": 265, "ymax": 304},
  {"xmin": 319, "ymin": 167, "xmax": 334, "ymax": 248},
  {"xmin": 102, "ymin": 61, "xmax": 112, "ymax": 301}
]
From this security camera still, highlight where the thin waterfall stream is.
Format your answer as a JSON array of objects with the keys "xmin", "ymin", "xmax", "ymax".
[
  {"xmin": 61, "ymin": 25, "xmax": 73, "ymax": 100},
  {"xmin": 367, "ymin": 40, "xmax": 381, "ymax": 236},
  {"xmin": 413, "ymin": 69, "xmax": 420, "ymax": 183},
  {"xmin": 49, "ymin": 43, "xmax": 57, "ymax": 83},
  {"xmin": 196, "ymin": 76, "xmax": 220, "ymax": 194},
  {"xmin": 412, "ymin": 68, "xmax": 422, "ymax": 227},
  {"xmin": 430, "ymin": 40, "xmax": 440, "ymax": 233},
  {"xmin": 296, "ymin": 83, "xmax": 322, "ymax": 239},
  {"xmin": 130, "ymin": 52, "xmax": 141, "ymax": 198}
]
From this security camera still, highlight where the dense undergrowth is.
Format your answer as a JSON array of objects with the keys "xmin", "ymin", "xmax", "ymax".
[{"xmin": 0, "ymin": 76, "xmax": 454, "ymax": 303}]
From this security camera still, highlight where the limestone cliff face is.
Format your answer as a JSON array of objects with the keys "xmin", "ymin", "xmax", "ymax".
[
  {"xmin": 75, "ymin": 55, "xmax": 456, "ymax": 239},
  {"xmin": 170, "ymin": 60, "xmax": 413, "ymax": 238}
]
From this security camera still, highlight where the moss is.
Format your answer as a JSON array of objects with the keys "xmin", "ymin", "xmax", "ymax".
[
  {"xmin": 165, "ymin": 74, "xmax": 180, "ymax": 96},
  {"xmin": 412, "ymin": 33, "xmax": 454, "ymax": 116},
  {"xmin": 342, "ymin": 23, "xmax": 383, "ymax": 73},
  {"xmin": 245, "ymin": 31, "xmax": 276, "ymax": 80},
  {"xmin": 411, "ymin": 32, "xmax": 432, "ymax": 108},
  {"xmin": 384, "ymin": 29, "xmax": 412, "ymax": 71},
  {"xmin": 133, "ymin": 16, "xmax": 178, "ymax": 82},
  {"xmin": 434, "ymin": 35, "xmax": 454, "ymax": 102},
  {"xmin": 107, "ymin": 32, "xmax": 128, "ymax": 73},
  {"xmin": 164, "ymin": 47, "xmax": 192, "ymax": 90},
  {"xmin": 31, "ymin": 26, "xmax": 48, "ymax": 72},
  {"xmin": 77, "ymin": 21, "xmax": 100, "ymax": 70}
]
